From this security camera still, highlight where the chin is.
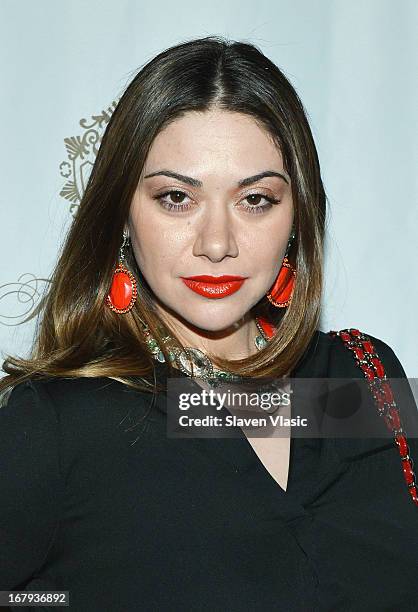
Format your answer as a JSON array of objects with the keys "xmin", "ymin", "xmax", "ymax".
[{"xmin": 178, "ymin": 306, "xmax": 249, "ymax": 333}]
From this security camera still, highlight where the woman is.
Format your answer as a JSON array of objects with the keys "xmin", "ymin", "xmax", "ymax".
[{"xmin": 1, "ymin": 36, "xmax": 417, "ymax": 611}]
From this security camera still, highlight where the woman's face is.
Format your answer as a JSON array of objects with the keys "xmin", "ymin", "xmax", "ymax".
[{"xmin": 128, "ymin": 109, "xmax": 294, "ymax": 333}]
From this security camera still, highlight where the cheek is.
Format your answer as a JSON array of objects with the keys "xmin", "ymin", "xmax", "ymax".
[
  {"xmin": 245, "ymin": 234, "xmax": 284, "ymax": 267},
  {"xmin": 131, "ymin": 221, "xmax": 185, "ymax": 277},
  {"xmin": 244, "ymin": 233, "xmax": 289, "ymax": 291}
]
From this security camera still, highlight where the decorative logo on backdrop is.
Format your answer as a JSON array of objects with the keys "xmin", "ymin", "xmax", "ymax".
[
  {"xmin": 0, "ymin": 101, "xmax": 119, "ymax": 327},
  {"xmin": 0, "ymin": 273, "xmax": 50, "ymax": 327},
  {"xmin": 59, "ymin": 100, "xmax": 119, "ymax": 217}
]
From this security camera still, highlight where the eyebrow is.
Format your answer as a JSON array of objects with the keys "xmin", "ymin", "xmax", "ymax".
[{"xmin": 143, "ymin": 169, "xmax": 290, "ymax": 187}]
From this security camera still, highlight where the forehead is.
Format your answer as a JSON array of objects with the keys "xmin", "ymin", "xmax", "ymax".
[{"xmin": 144, "ymin": 109, "xmax": 284, "ymax": 172}]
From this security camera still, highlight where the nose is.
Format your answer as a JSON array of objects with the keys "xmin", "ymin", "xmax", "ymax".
[{"xmin": 192, "ymin": 201, "xmax": 239, "ymax": 263}]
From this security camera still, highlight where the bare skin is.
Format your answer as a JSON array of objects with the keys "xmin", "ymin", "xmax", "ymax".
[
  {"xmin": 195, "ymin": 378, "xmax": 292, "ymax": 491},
  {"xmin": 128, "ymin": 108, "xmax": 294, "ymax": 492},
  {"xmin": 245, "ymin": 385, "xmax": 291, "ymax": 492},
  {"xmin": 246, "ymin": 435, "xmax": 290, "ymax": 491}
]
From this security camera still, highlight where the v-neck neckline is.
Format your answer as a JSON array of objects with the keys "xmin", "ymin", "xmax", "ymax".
[{"xmin": 148, "ymin": 333, "xmax": 343, "ymax": 512}]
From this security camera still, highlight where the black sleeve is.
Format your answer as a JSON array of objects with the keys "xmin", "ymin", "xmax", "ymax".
[{"xmin": 0, "ymin": 380, "xmax": 65, "ymax": 589}]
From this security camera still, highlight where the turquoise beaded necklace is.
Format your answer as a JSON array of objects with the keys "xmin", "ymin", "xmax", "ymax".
[{"xmin": 142, "ymin": 316, "xmax": 272, "ymax": 388}]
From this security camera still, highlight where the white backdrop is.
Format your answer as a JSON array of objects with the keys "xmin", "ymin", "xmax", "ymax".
[{"xmin": 1, "ymin": 0, "xmax": 417, "ymax": 376}]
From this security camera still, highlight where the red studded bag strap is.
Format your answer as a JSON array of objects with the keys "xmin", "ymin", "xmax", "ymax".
[{"xmin": 328, "ymin": 328, "xmax": 418, "ymax": 507}]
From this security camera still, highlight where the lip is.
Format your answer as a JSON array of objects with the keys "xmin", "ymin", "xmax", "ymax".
[
  {"xmin": 183, "ymin": 275, "xmax": 247, "ymax": 282},
  {"xmin": 180, "ymin": 275, "xmax": 248, "ymax": 299}
]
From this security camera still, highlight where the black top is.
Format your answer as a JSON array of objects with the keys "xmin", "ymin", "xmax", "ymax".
[{"xmin": 1, "ymin": 330, "xmax": 417, "ymax": 611}]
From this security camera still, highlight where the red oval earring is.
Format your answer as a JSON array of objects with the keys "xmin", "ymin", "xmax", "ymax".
[
  {"xmin": 106, "ymin": 230, "xmax": 138, "ymax": 314},
  {"xmin": 266, "ymin": 230, "xmax": 296, "ymax": 308},
  {"xmin": 266, "ymin": 256, "xmax": 296, "ymax": 308}
]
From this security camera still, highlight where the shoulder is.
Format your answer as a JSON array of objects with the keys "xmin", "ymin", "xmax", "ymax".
[
  {"xmin": 282, "ymin": 328, "xmax": 406, "ymax": 379},
  {"xmin": 0, "ymin": 376, "xmax": 125, "ymax": 439},
  {"xmin": 1, "ymin": 375, "xmax": 157, "ymax": 453},
  {"xmin": 2, "ymin": 375, "xmax": 154, "ymax": 417},
  {"xmin": 324, "ymin": 328, "xmax": 407, "ymax": 378},
  {"xmin": 323, "ymin": 328, "xmax": 418, "ymax": 451}
]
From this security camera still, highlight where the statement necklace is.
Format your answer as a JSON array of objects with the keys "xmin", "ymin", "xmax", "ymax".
[{"xmin": 142, "ymin": 316, "xmax": 276, "ymax": 388}]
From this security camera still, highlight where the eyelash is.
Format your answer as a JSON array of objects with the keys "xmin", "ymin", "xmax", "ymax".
[{"xmin": 153, "ymin": 190, "xmax": 280, "ymax": 214}]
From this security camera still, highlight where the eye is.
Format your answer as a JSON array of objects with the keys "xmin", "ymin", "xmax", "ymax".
[
  {"xmin": 152, "ymin": 190, "xmax": 280, "ymax": 214},
  {"xmin": 240, "ymin": 193, "xmax": 280, "ymax": 214},
  {"xmin": 153, "ymin": 190, "xmax": 194, "ymax": 212}
]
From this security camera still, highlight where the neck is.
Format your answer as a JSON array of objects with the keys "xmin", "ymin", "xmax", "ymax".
[{"xmin": 155, "ymin": 307, "xmax": 261, "ymax": 363}]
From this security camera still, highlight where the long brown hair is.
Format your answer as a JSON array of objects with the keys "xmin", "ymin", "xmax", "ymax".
[{"xmin": 0, "ymin": 35, "xmax": 326, "ymax": 401}]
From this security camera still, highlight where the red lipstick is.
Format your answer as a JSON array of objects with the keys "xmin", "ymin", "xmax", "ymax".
[{"xmin": 181, "ymin": 275, "xmax": 248, "ymax": 299}]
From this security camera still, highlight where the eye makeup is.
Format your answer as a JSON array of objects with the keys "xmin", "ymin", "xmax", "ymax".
[{"xmin": 151, "ymin": 189, "xmax": 281, "ymax": 215}]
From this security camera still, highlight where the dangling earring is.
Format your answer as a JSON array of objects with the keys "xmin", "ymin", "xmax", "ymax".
[
  {"xmin": 266, "ymin": 231, "xmax": 296, "ymax": 308},
  {"xmin": 106, "ymin": 229, "xmax": 138, "ymax": 314}
]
